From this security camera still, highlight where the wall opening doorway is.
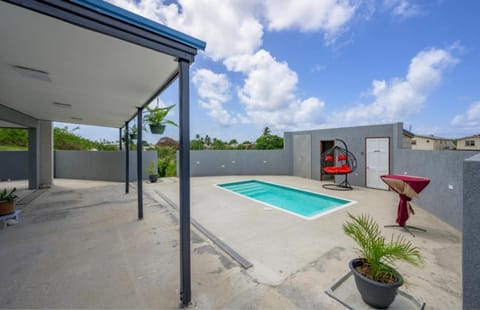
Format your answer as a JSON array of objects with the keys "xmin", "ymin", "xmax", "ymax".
[{"xmin": 320, "ymin": 140, "xmax": 335, "ymax": 181}]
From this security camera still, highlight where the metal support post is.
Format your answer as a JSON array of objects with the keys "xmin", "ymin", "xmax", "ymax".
[
  {"xmin": 125, "ymin": 122, "xmax": 129, "ymax": 194},
  {"xmin": 137, "ymin": 108, "xmax": 143, "ymax": 220},
  {"xmin": 178, "ymin": 59, "xmax": 191, "ymax": 306}
]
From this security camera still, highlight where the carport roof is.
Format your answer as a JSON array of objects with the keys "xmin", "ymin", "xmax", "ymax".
[{"xmin": 0, "ymin": 0, "xmax": 205, "ymax": 128}]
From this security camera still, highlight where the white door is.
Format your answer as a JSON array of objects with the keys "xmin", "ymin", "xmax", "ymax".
[{"xmin": 366, "ymin": 138, "xmax": 389, "ymax": 189}]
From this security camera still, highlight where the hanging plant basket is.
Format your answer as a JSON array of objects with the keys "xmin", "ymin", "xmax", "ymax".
[{"xmin": 149, "ymin": 124, "xmax": 165, "ymax": 134}]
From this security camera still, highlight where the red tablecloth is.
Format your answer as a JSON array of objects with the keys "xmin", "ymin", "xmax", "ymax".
[{"xmin": 381, "ymin": 174, "xmax": 430, "ymax": 227}]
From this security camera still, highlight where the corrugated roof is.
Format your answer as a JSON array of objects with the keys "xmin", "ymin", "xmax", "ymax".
[{"xmin": 72, "ymin": 0, "xmax": 206, "ymax": 51}]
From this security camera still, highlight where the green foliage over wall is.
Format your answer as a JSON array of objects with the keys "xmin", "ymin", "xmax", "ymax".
[
  {"xmin": 157, "ymin": 146, "xmax": 177, "ymax": 177},
  {"xmin": 0, "ymin": 127, "xmax": 118, "ymax": 151},
  {"xmin": 255, "ymin": 134, "xmax": 284, "ymax": 150},
  {"xmin": 0, "ymin": 128, "xmax": 28, "ymax": 147}
]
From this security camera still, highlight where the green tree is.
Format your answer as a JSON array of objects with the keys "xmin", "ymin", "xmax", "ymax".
[
  {"xmin": 190, "ymin": 139, "xmax": 205, "ymax": 150},
  {"xmin": 0, "ymin": 129, "xmax": 28, "ymax": 148},
  {"xmin": 205, "ymin": 135, "xmax": 211, "ymax": 146},
  {"xmin": 156, "ymin": 146, "xmax": 176, "ymax": 177},
  {"xmin": 212, "ymin": 139, "xmax": 227, "ymax": 150},
  {"xmin": 263, "ymin": 126, "xmax": 271, "ymax": 136},
  {"xmin": 228, "ymin": 139, "xmax": 238, "ymax": 145},
  {"xmin": 255, "ymin": 134, "xmax": 283, "ymax": 150}
]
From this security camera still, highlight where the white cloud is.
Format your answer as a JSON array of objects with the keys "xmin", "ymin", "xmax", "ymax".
[
  {"xmin": 107, "ymin": 0, "xmax": 358, "ymax": 61},
  {"xmin": 263, "ymin": 0, "xmax": 357, "ymax": 40},
  {"xmin": 192, "ymin": 69, "xmax": 247, "ymax": 126},
  {"xmin": 332, "ymin": 48, "xmax": 458, "ymax": 126},
  {"xmin": 451, "ymin": 101, "xmax": 480, "ymax": 128},
  {"xmin": 383, "ymin": 0, "xmax": 420, "ymax": 17},
  {"xmin": 225, "ymin": 50, "xmax": 325, "ymax": 130}
]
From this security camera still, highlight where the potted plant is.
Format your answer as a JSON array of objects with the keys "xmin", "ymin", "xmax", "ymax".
[
  {"xmin": 0, "ymin": 187, "xmax": 18, "ymax": 216},
  {"xmin": 144, "ymin": 104, "xmax": 177, "ymax": 134},
  {"xmin": 129, "ymin": 125, "xmax": 138, "ymax": 140},
  {"xmin": 146, "ymin": 160, "xmax": 158, "ymax": 183},
  {"xmin": 343, "ymin": 213, "xmax": 422, "ymax": 309}
]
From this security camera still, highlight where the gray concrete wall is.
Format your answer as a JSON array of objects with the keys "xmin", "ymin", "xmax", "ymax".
[
  {"xmin": 463, "ymin": 153, "xmax": 480, "ymax": 309},
  {"xmin": 55, "ymin": 151, "xmax": 156, "ymax": 182},
  {"xmin": 285, "ymin": 123, "xmax": 402, "ymax": 186},
  {"xmin": 189, "ymin": 150, "xmax": 292, "ymax": 176},
  {"xmin": 293, "ymin": 134, "xmax": 312, "ymax": 178},
  {"xmin": 393, "ymin": 149, "xmax": 478, "ymax": 230},
  {"xmin": 0, "ymin": 151, "xmax": 28, "ymax": 180}
]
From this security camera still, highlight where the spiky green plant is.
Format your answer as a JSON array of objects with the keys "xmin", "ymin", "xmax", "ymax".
[
  {"xmin": 0, "ymin": 187, "xmax": 17, "ymax": 203},
  {"xmin": 343, "ymin": 213, "xmax": 422, "ymax": 283}
]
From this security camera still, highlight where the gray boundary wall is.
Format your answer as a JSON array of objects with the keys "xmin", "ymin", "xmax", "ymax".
[
  {"xmin": 55, "ymin": 151, "xmax": 156, "ymax": 181},
  {"xmin": 189, "ymin": 150, "xmax": 292, "ymax": 176},
  {"xmin": 393, "ymin": 150, "xmax": 478, "ymax": 230},
  {"xmin": 463, "ymin": 153, "xmax": 480, "ymax": 309},
  {"xmin": 0, "ymin": 151, "xmax": 28, "ymax": 180}
]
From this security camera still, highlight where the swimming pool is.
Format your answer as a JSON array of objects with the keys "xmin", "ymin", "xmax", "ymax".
[{"xmin": 217, "ymin": 180, "xmax": 356, "ymax": 219}]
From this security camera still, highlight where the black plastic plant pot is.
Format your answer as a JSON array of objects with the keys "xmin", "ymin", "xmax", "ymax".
[
  {"xmin": 349, "ymin": 258, "xmax": 403, "ymax": 309},
  {"xmin": 149, "ymin": 174, "xmax": 158, "ymax": 183},
  {"xmin": 149, "ymin": 124, "xmax": 165, "ymax": 134}
]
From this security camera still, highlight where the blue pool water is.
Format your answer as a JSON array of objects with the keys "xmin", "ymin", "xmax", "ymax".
[{"xmin": 217, "ymin": 180, "xmax": 355, "ymax": 219}]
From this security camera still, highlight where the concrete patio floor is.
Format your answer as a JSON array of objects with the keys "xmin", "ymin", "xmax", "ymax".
[{"xmin": 0, "ymin": 177, "xmax": 461, "ymax": 309}]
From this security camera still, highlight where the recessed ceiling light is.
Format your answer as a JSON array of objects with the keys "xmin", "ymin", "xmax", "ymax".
[
  {"xmin": 52, "ymin": 102, "xmax": 72, "ymax": 109},
  {"xmin": 12, "ymin": 65, "xmax": 51, "ymax": 82},
  {"xmin": 71, "ymin": 117, "xmax": 83, "ymax": 121}
]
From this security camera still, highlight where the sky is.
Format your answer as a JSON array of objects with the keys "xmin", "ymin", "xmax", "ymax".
[{"xmin": 60, "ymin": 0, "xmax": 480, "ymax": 144}]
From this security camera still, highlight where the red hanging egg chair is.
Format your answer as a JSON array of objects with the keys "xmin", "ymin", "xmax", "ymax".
[{"xmin": 321, "ymin": 139, "xmax": 357, "ymax": 190}]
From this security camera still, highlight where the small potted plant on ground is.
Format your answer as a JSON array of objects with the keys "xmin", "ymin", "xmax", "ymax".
[
  {"xmin": 0, "ymin": 187, "xmax": 18, "ymax": 216},
  {"xmin": 144, "ymin": 104, "xmax": 177, "ymax": 134},
  {"xmin": 146, "ymin": 160, "xmax": 158, "ymax": 183},
  {"xmin": 343, "ymin": 213, "xmax": 422, "ymax": 309}
]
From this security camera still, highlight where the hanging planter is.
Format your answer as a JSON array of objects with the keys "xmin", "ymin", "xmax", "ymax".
[
  {"xmin": 128, "ymin": 125, "xmax": 138, "ymax": 140},
  {"xmin": 144, "ymin": 104, "xmax": 177, "ymax": 135},
  {"xmin": 149, "ymin": 124, "xmax": 165, "ymax": 134}
]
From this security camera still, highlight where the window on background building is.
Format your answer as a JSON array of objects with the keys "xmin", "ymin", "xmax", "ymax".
[
  {"xmin": 465, "ymin": 140, "xmax": 475, "ymax": 147},
  {"xmin": 411, "ymin": 140, "xmax": 417, "ymax": 145},
  {"xmin": 426, "ymin": 140, "xmax": 430, "ymax": 143}
]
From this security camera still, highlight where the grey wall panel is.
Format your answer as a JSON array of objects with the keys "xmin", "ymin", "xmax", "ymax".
[
  {"xmin": 55, "ymin": 151, "xmax": 156, "ymax": 182},
  {"xmin": 463, "ymin": 153, "xmax": 480, "ymax": 309},
  {"xmin": 293, "ymin": 134, "xmax": 311, "ymax": 178},
  {"xmin": 393, "ymin": 149, "xmax": 479, "ymax": 230},
  {"xmin": 0, "ymin": 151, "xmax": 28, "ymax": 180},
  {"xmin": 285, "ymin": 123, "xmax": 401, "ymax": 186},
  {"xmin": 189, "ymin": 150, "xmax": 292, "ymax": 176}
]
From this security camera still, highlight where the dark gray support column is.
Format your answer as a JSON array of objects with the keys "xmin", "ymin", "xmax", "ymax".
[
  {"xmin": 463, "ymin": 154, "xmax": 480, "ymax": 309},
  {"xmin": 125, "ymin": 122, "xmax": 129, "ymax": 194},
  {"xmin": 119, "ymin": 128, "xmax": 123, "ymax": 151},
  {"xmin": 137, "ymin": 109, "xmax": 143, "ymax": 220},
  {"xmin": 27, "ymin": 127, "xmax": 39, "ymax": 189},
  {"xmin": 178, "ymin": 59, "xmax": 191, "ymax": 306}
]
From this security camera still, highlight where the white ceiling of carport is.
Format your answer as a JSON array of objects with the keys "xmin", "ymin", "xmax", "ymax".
[{"xmin": 0, "ymin": 1, "xmax": 178, "ymax": 128}]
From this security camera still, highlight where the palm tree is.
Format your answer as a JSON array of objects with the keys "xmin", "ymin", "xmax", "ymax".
[{"xmin": 263, "ymin": 126, "xmax": 271, "ymax": 136}]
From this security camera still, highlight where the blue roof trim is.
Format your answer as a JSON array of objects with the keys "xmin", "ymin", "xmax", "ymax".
[{"xmin": 71, "ymin": 0, "xmax": 206, "ymax": 51}]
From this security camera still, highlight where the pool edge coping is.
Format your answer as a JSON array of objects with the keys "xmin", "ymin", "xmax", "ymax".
[{"xmin": 214, "ymin": 178, "xmax": 357, "ymax": 220}]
